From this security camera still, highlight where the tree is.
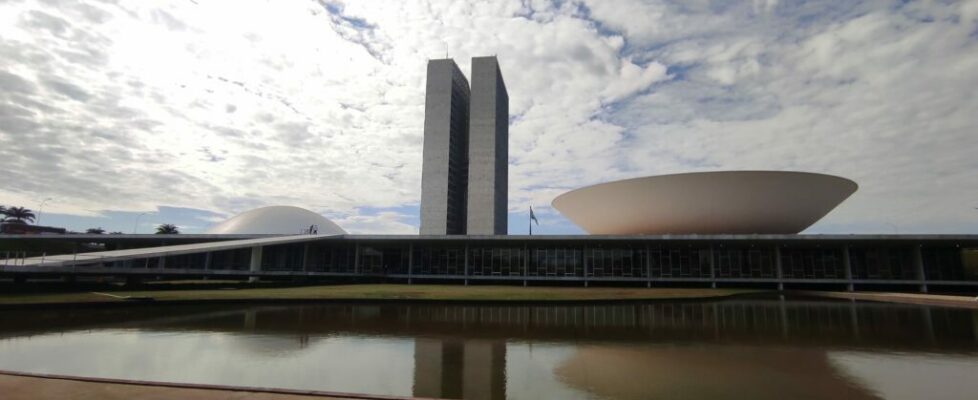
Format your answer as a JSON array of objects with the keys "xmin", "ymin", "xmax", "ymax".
[
  {"xmin": 3, "ymin": 206, "xmax": 35, "ymax": 224},
  {"xmin": 0, "ymin": 205, "xmax": 6, "ymax": 219},
  {"xmin": 86, "ymin": 227, "xmax": 106, "ymax": 234},
  {"xmin": 155, "ymin": 224, "xmax": 179, "ymax": 234}
]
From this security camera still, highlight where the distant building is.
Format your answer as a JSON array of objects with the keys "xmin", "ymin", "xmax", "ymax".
[
  {"xmin": 420, "ymin": 56, "xmax": 509, "ymax": 235},
  {"xmin": 467, "ymin": 56, "xmax": 509, "ymax": 235},
  {"xmin": 420, "ymin": 59, "xmax": 471, "ymax": 235}
]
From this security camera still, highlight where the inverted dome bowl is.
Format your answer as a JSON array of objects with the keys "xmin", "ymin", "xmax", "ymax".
[{"xmin": 551, "ymin": 171, "xmax": 857, "ymax": 235}]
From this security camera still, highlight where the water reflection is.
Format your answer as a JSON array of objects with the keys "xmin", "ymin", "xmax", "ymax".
[
  {"xmin": 0, "ymin": 298, "xmax": 976, "ymax": 399},
  {"xmin": 556, "ymin": 346, "xmax": 878, "ymax": 400},
  {"xmin": 5, "ymin": 299, "xmax": 974, "ymax": 349}
]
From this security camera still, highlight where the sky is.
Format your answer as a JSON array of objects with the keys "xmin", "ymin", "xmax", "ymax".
[{"xmin": 0, "ymin": 0, "xmax": 976, "ymax": 235}]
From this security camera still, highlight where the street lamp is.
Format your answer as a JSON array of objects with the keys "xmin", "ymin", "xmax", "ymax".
[
  {"xmin": 133, "ymin": 212, "xmax": 154, "ymax": 234},
  {"xmin": 36, "ymin": 197, "xmax": 52, "ymax": 226}
]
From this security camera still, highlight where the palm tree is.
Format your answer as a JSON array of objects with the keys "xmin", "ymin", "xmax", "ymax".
[
  {"xmin": 3, "ymin": 206, "xmax": 35, "ymax": 224},
  {"xmin": 155, "ymin": 224, "xmax": 179, "ymax": 234},
  {"xmin": 86, "ymin": 227, "xmax": 106, "ymax": 234}
]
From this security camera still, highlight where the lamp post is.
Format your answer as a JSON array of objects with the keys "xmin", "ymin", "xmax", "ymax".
[
  {"xmin": 133, "ymin": 212, "xmax": 153, "ymax": 234},
  {"xmin": 36, "ymin": 197, "xmax": 52, "ymax": 226}
]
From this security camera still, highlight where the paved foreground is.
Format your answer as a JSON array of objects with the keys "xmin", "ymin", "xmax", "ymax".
[{"xmin": 0, "ymin": 372, "xmax": 419, "ymax": 400}]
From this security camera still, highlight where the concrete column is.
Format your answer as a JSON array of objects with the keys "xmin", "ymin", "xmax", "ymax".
[
  {"xmin": 204, "ymin": 251, "xmax": 212, "ymax": 271},
  {"xmin": 301, "ymin": 243, "xmax": 310, "ymax": 273},
  {"xmin": 843, "ymin": 245, "xmax": 854, "ymax": 292},
  {"xmin": 646, "ymin": 244, "xmax": 652, "ymax": 288},
  {"xmin": 913, "ymin": 244, "xmax": 927, "ymax": 293},
  {"xmin": 522, "ymin": 243, "xmax": 528, "ymax": 287},
  {"xmin": 249, "ymin": 246, "xmax": 263, "ymax": 283},
  {"xmin": 464, "ymin": 243, "xmax": 469, "ymax": 286},
  {"xmin": 775, "ymin": 246, "xmax": 784, "ymax": 291},
  {"xmin": 158, "ymin": 256, "xmax": 166, "ymax": 269},
  {"xmin": 354, "ymin": 242, "xmax": 360, "ymax": 276},
  {"xmin": 408, "ymin": 243, "xmax": 414, "ymax": 284},
  {"xmin": 583, "ymin": 244, "xmax": 589, "ymax": 288},
  {"xmin": 709, "ymin": 246, "xmax": 716, "ymax": 289}
]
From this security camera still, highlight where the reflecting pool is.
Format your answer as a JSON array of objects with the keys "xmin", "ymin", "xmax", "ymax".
[{"xmin": 0, "ymin": 297, "xmax": 976, "ymax": 399}]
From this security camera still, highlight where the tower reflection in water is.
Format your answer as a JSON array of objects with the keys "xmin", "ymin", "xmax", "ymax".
[{"xmin": 414, "ymin": 339, "xmax": 506, "ymax": 400}]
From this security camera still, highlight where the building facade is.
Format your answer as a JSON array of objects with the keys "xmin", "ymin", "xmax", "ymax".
[
  {"xmin": 420, "ymin": 57, "xmax": 509, "ymax": 235},
  {"xmin": 420, "ymin": 59, "xmax": 471, "ymax": 235},
  {"xmin": 467, "ymin": 56, "xmax": 509, "ymax": 235},
  {"xmin": 4, "ymin": 234, "xmax": 977, "ymax": 293}
]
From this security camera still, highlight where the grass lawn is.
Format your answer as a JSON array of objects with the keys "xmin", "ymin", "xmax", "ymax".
[{"xmin": 0, "ymin": 284, "xmax": 761, "ymax": 305}]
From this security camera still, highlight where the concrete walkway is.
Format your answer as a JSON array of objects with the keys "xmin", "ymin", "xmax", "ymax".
[
  {"xmin": 4, "ymin": 234, "xmax": 336, "ymax": 268},
  {"xmin": 0, "ymin": 371, "xmax": 425, "ymax": 400}
]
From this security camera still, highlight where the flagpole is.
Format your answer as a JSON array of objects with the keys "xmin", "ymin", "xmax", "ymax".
[{"xmin": 529, "ymin": 206, "xmax": 538, "ymax": 235}]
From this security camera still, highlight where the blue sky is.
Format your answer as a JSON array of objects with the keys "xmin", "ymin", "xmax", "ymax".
[{"xmin": 1, "ymin": 0, "xmax": 976, "ymax": 234}]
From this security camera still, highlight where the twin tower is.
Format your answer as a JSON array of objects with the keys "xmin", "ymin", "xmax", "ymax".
[{"xmin": 420, "ymin": 56, "xmax": 508, "ymax": 235}]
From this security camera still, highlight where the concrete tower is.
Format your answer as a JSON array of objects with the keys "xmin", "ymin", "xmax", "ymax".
[
  {"xmin": 420, "ymin": 59, "xmax": 470, "ymax": 235},
  {"xmin": 466, "ymin": 56, "xmax": 509, "ymax": 235}
]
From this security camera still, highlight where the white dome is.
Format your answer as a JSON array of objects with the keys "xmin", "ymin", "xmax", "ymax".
[{"xmin": 206, "ymin": 206, "xmax": 346, "ymax": 235}]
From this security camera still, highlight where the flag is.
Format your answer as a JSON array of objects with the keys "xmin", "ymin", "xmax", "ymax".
[{"xmin": 530, "ymin": 206, "xmax": 539, "ymax": 225}]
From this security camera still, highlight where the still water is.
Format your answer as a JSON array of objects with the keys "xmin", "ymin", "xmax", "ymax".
[{"xmin": 1, "ymin": 298, "xmax": 977, "ymax": 400}]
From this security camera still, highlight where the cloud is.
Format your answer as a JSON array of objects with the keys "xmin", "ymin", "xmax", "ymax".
[
  {"xmin": 0, "ymin": 0, "xmax": 976, "ymax": 235},
  {"xmin": 332, "ymin": 208, "xmax": 418, "ymax": 235},
  {"xmin": 603, "ymin": 0, "xmax": 978, "ymax": 233},
  {"xmin": 41, "ymin": 76, "xmax": 91, "ymax": 101},
  {"xmin": 0, "ymin": 70, "xmax": 38, "ymax": 94}
]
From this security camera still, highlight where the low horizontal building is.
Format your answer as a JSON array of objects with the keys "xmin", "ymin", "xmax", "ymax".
[{"xmin": 2, "ymin": 233, "xmax": 976, "ymax": 292}]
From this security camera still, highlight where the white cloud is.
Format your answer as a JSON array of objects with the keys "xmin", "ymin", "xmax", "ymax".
[{"xmin": 331, "ymin": 209, "xmax": 418, "ymax": 235}]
